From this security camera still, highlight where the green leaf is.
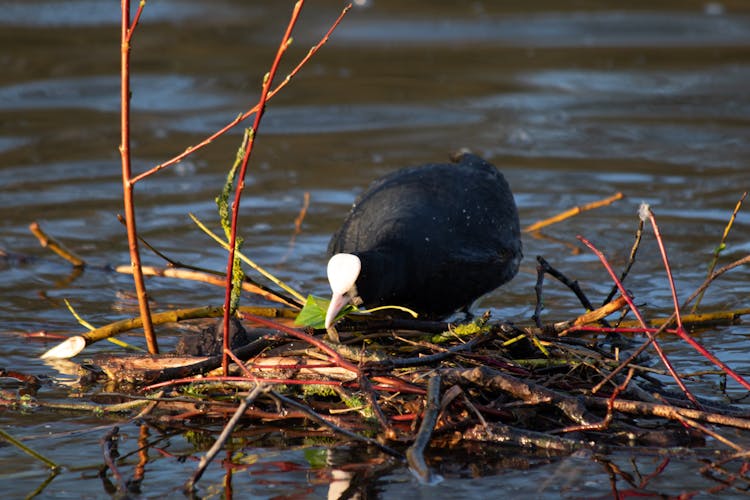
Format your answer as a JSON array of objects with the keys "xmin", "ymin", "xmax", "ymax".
[
  {"xmin": 294, "ymin": 294, "xmax": 355, "ymax": 329},
  {"xmin": 294, "ymin": 295, "xmax": 418, "ymax": 329},
  {"xmin": 294, "ymin": 295, "xmax": 330, "ymax": 329}
]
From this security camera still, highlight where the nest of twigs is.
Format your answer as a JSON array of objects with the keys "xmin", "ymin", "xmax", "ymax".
[
  {"xmin": 14, "ymin": 191, "xmax": 749, "ymax": 493},
  {"xmin": 17, "ymin": 196, "xmax": 750, "ymax": 492},
  {"xmin": 84, "ymin": 263, "xmax": 749, "ymax": 487}
]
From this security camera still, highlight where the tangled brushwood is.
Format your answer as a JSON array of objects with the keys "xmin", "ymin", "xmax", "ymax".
[{"xmin": 7, "ymin": 195, "xmax": 750, "ymax": 493}]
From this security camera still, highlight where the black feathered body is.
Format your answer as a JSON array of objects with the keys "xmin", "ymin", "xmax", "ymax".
[{"xmin": 327, "ymin": 153, "xmax": 522, "ymax": 318}]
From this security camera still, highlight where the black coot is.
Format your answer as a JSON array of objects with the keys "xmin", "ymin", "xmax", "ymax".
[{"xmin": 325, "ymin": 153, "xmax": 522, "ymax": 328}]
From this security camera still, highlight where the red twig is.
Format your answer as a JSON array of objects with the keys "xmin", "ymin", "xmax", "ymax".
[
  {"xmin": 117, "ymin": 3, "xmax": 354, "ymax": 360},
  {"xmin": 144, "ymin": 376, "xmax": 343, "ymax": 391},
  {"xmin": 567, "ymin": 325, "xmax": 681, "ymax": 336},
  {"xmin": 639, "ymin": 457, "xmax": 671, "ymax": 489},
  {"xmin": 643, "ymin": 205, "xmax": 750, "ymax": 393},
  {"xmin": 223, "ymin": 346, "xmax": 254, "ymax": 378},
  {"xmin": 641, "ymin": 205, "xmax": 686, "ymax": 333},
  {"xmin": 120, "ymin": 0, "xmax": 157, "ymax": 353},
  {"xmin": 130, "ymin": 3, "xmax": 352, "ymax": 185},
  {"xmin": 240, "ymin": 312, "xmax": 426, "ymax": 394},
  {"xmin": 241, "ymin": 312, "xmax": 360, "ymax": 374},
  {"xmin": 593, "ymin": 253, "xmax": 750, "ymax": 393},
  {"xmin": 125, "ymin": 1, "xmax": 145, "ymax": 43},
  {"xmin": 220, "ymin": 1, "xmax": 304, "ymax": 375},
  {"xmin": 577, "ymin": 235, "xmax": 700, "ymax": 407}
]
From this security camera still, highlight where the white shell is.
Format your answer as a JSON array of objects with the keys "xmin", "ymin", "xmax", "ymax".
[
  {"xmin": 40, "ymin": 335, "xmax": 86, "ymax": 359},
  {"xmin": 327, "ymin": 253, "xmax": 361, "ymax": 295}
]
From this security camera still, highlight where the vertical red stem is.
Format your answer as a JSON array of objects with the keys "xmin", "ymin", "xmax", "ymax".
[
  {"xmin": 646, "ymin": 208, "xmax": 750, "ymax": 392},
  {"xmin": 121, "ymin": 0, "xmax": 157, "ymax": 354},
  {"xmin": 221, "ymin": 1, "xmax": 304, "ymax": 374}
]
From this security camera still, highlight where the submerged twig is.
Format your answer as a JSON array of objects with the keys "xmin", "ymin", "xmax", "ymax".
[
  {"xmin": 271, "ymin": 390, "xmax": 403, "ymax": 459},
  {"xmin": 281, "ymin": 191, "xmax": 311, "ymax": 263},
  {"xmin": 406, "ymin": 374, "xmax": 443, "ymax": 485},
  {"xmin": 186, "ymin": 383, "xmax": 266, "ymax": 492},
  {"xmin": 100, "ymin": 426, "xmax": 125, "ymax": 493},
  {"xmin": 0, "ymin": 428, "xmax": 59, "ymax": 470}
]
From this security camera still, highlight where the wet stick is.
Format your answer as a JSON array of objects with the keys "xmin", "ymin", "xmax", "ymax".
[
  {"xmin": 116, "ymin": 264, "xmax": 299, "ymax": 307},
  {"xmin": 39, "ymin": 305, "xmax": 294, "ymax": 359},
  {"xmin": 406, "ymin": 374, "xmax": 443, "ymax": 485},
  {"xmin": 190, "ymin": 213, "xmax": 305, "ymax": 305},
  {"xmin": 523, "ymin": 192, "xmax": 624, "ymax": 233},
  {"xmin": 186, "ymin": 383, "xmax": 266, "ymax": 492},
  {"xmin": 0, "ymin": 428, "xmax": 58, "ymax": 470},
  {"xmin": 29, "ymin": 221, "xmax": 85, "ymax": 267}
]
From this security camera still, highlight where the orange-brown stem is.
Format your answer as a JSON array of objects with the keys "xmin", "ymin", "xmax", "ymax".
[{"xmin": 120, "ymin": 0, "xmax": 157, "ymax": 354}]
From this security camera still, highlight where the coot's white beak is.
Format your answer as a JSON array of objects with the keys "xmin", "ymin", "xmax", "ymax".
[
  {"xmin": 325, "ymin": 253, "xmax": 362, "ymax": 329},
  {"xmin": 325, "ymin": 292, "xmax": 351, "ymax": 330}
]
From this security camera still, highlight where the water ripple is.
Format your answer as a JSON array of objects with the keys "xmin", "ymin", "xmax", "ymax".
[
  {"xmin": 0, "ymin": 74, "xmax": 230, "ymax": 112},
  {"xmin": 335, "ymin": 11, "xmax": 750, "ymax": 47}
]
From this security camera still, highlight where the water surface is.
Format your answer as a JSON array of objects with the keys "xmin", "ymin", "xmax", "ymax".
[{"xmin": 1, "ymin": 1, "xmax": 749, "ymax": 497}]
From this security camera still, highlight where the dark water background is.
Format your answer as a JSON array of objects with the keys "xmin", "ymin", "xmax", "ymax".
[{"xmin": 1, "ymin": 0, "xmax": 750, "ymax": 497}]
